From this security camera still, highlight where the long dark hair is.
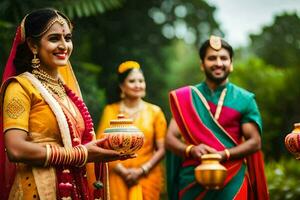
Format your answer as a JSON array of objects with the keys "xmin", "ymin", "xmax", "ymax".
[{"xmin": 13, "ymin": 8, "xmax": 72, "ymax": 74}]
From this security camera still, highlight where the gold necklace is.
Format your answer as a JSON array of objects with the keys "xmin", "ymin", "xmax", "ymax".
[
  {"xmin": 120, "ymin": 100, "xmax": 144, "ymax": 119},
  {"xmin": 32, "ymin": 68, "xmax": 66, "ymax": 99},
  {"xmin": 190, "ymin": 86, "xmax": 227, "ymax": 121},
  {"xmin": 214, "ymin": 88, "xmax": 227, "ymax": 120}
]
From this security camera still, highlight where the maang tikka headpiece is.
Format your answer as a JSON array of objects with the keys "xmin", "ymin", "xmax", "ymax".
[
  {"xmin": 32, "ymin": 10, "xmax": 67, "ymax": 38},
  {"xmin": 19, "ymin": 10, "xmax": 71, "ymax": 43},
  {"xmin": 209, "ymin": 35, "xmax": 222, "ymax": 50}
]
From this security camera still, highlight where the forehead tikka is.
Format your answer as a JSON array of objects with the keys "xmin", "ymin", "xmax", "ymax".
[
  {"xmin": 209, "ymin": 35, "xmax": 222, "ymax": 50},
  {"xmin": 32, "ymin": 11, "xmax": 66, "ymax": 38}
]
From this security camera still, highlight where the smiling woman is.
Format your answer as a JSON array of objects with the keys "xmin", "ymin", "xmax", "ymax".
[
  {"xmin": 37, "ymin": 22, "xmax": 73, "ymax": 72},
  {"xmin": 96, "ymin": 60, "xmax": 167, "ymax": 200},
  {"xmin": 0, "ymin": 8, "xmax": 132, "ymax": 200}
]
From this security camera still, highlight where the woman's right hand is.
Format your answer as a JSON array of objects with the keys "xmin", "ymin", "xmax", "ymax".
[{"xmin": 85, "ymin": 138, "xmax": 136, "ymax": 163}]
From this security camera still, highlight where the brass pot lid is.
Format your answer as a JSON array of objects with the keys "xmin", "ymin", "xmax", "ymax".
[
  {"xmin": 201, "ymin": 153, "xmax": 222, "ymax": 161},
  {"xmin": 104, "ymin": 114, "xmax": 141, "ymax": 133},
  {"xmin": 110, "ymin": 114, "xmax": 133, "ymax": 125}
]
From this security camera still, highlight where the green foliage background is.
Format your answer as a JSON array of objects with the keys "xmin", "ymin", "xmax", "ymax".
[{"xmin": 1, "ymin": 0, "xmax": 300, "ymax": 198}]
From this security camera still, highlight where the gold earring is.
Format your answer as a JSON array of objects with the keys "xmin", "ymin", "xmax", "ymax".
[
  {"xmin": 230, "ymin": 64, "xmax": 233, "ymax": 72},
  {"xmin": 120, "ymin": 91, "xmax": 125, "ymax": 99},
  {"xmin": 31, "ymin": 50, "xmax": 40, "ymax": 69}
]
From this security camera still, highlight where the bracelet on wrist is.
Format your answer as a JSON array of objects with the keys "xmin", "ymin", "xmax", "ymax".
[
  {"xmin": 141, "ymin": 163, "xmax": 151, "ymax": 176},
  {"xmin": 224, "ymin": 149, "xmax": 230, "ymax": 161},
  {"xmin": 44, "ymin": 144, "xmax": 88, "ymax": 167},
  {"xmin": 185, "ymin": 144, "xmax": 194, "ymax": 158},
  {"xmin": 115, "ymin": 163, "xmax": 125, "ymax": 173}
]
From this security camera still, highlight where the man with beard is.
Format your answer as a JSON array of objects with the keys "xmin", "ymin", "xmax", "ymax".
[{"xmin": 165, "ymin": 36, "xmax": 269, "ymax": 200}]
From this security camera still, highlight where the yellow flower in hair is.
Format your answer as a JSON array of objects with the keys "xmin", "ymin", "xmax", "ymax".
[{"xmin": 118, "ymin": 61, "xmax": 140, "ymax": 74}]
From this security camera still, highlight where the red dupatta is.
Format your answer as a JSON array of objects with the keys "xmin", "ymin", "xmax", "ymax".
[{"xmin": 0, "ymin": 24, "xmax": 24, "ymax": 200}]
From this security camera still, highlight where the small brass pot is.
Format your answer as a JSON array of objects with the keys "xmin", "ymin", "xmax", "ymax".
[
  {"xmin": 103, "ymin": 114, "xmax": 144, "ymax": 154},
  {"xmin": 194, "ymin": 154, "xmax": 227, "ymax": 190},
  {"xmin": 285, "ymin": 123, "xmax": 300, "ymax": 159}
]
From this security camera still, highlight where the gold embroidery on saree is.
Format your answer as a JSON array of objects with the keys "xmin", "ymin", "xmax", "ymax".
[{"xmin": 5, "ymin": 97, "xmax": 25, "ymax": 119}]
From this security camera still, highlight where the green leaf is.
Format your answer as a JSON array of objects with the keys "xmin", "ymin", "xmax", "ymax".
[
  {"xmin": 74, "ymin": 2, "xmax": 83, "ymax": 18},
  {"xmin": 94, "ymin": 0, "xmax": 105, "ymax": 13},
  {"xmin": 81, "ymin": 1, "xmax": 90, "ymax": 17}
]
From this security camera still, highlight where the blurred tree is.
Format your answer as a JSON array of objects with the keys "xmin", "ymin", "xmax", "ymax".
[
  {"xmin": 265, "ymin": 158, "xmax": 300, "ymax": 199},
  {"xmin": 231, "ymin": 57, "xmax": 286, "ymax": 159},
  {"xmin": 161, "ymin": 40, "xmax": 203, "ymax": 118},
  {"xmin": 0, "ymin": 0, "xmax": 124, "ymax": 124},
  {"xmin": 0, "ymin": 0, "xmax": 222, "ymax": 128},
  {"xmin": 0, "ymin": 0, "xmax": 124, "ymax": 75},
  {"xmin": 250, "ymin": 13, "xmax": 300, "ymax": 68},
  {"xmin": 149, "ymin": 0, "xmax": 221, "ymax": 46},
  {"xmin": 72, "ymin": 0, "xmax": 222, "ymax": 124},
  {"xmin": 249, "ymin": 12, "xmax": 300, "ymax": 159}
]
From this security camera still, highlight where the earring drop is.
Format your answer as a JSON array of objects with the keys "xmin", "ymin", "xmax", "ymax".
[
  {"xmin": 120, "ymin": 91, "xmax": 125, "ymax": 99},
  {"xmin": 31, "ymin": 50, "xmax": 40, "ymax": 69},
  {"xmin": 229, "ymin": 65, "xmax": 233, "ymax": 72}
]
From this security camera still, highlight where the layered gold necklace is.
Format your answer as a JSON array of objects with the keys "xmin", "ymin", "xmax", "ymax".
[
  {"xmin": 32, "ymin": 68, "xmax": 66, "ymax": 99},
  {"xmin": 120, "ymin": 100, "xmax": 144, "ymax": 120}
]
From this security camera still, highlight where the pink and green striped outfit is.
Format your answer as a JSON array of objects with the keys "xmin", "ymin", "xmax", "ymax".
[{"xmin": 167, "ymin": 82, "xmax": 269, "ymax": 200}]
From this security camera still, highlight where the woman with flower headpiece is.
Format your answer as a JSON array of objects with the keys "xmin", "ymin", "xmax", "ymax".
[
  {"xmin": 0, "ymin": 8, "xmax": 134, "ymax": 200},
  {"xmin": 96, "ymin": 60, "xmax": 167, "ymax": 200}
]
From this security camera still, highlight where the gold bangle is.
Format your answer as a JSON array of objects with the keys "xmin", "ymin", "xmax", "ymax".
[
  {"xmin": 44, "ymin": 144, "xmax": 51, "ymax": 167},
  {"xmin": 78, "ymin": 145, "xmax": 88, "ymax": 167},
  {"xmin": 224, "ymin": 149, "xmax": 230, "ymax": 160},
  {"xmin": 141, "ymin": 163, "xmax": 150, "ymax": 176},
  {"xmin": 185, "ymin": 144, "xmax": 194, "ymax": 158}
]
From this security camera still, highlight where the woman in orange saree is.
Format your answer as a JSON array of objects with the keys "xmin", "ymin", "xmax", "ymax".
[
  {"xmin": 0, "ymin": 8, "xmax": 132, "ymax": 200},
  {"xmin": 96, "ymin": 61, "xmax": 167, "ymax": 200}
]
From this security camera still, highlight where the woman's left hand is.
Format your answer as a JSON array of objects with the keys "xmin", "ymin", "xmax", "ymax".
[
  {"xmin": 124, "ymin": 168, "xmax": 144, "ymax": 187},
  {"xmin": 85, "ymin": 138, "xmax": 136, "ymax": 163}
]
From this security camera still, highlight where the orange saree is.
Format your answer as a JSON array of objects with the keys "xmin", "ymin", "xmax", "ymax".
[{"xmin": 97, "ymin": 101, "xmax": 167, "ymax": 200}]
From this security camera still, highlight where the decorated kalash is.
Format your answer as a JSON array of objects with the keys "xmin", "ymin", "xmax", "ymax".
[
  {"xmin": 285, "ymin": 123, "xmax": 300, "ymax": 158},
  {"xmin": 103, "ymin": 114, "xmax": 144, "ymax": 155}
]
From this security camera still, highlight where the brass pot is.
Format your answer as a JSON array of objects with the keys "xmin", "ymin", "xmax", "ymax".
[
  {"xmin": 194, "ymin": 154, "xmax": 227, "ymax": 190},
  {"xmin": 285, "ymin": 123, "xmax": 300, "ymax": 159},
  {"xmin": 103, "ymin": 114, "xmax": 144, "ymax": 154}
]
